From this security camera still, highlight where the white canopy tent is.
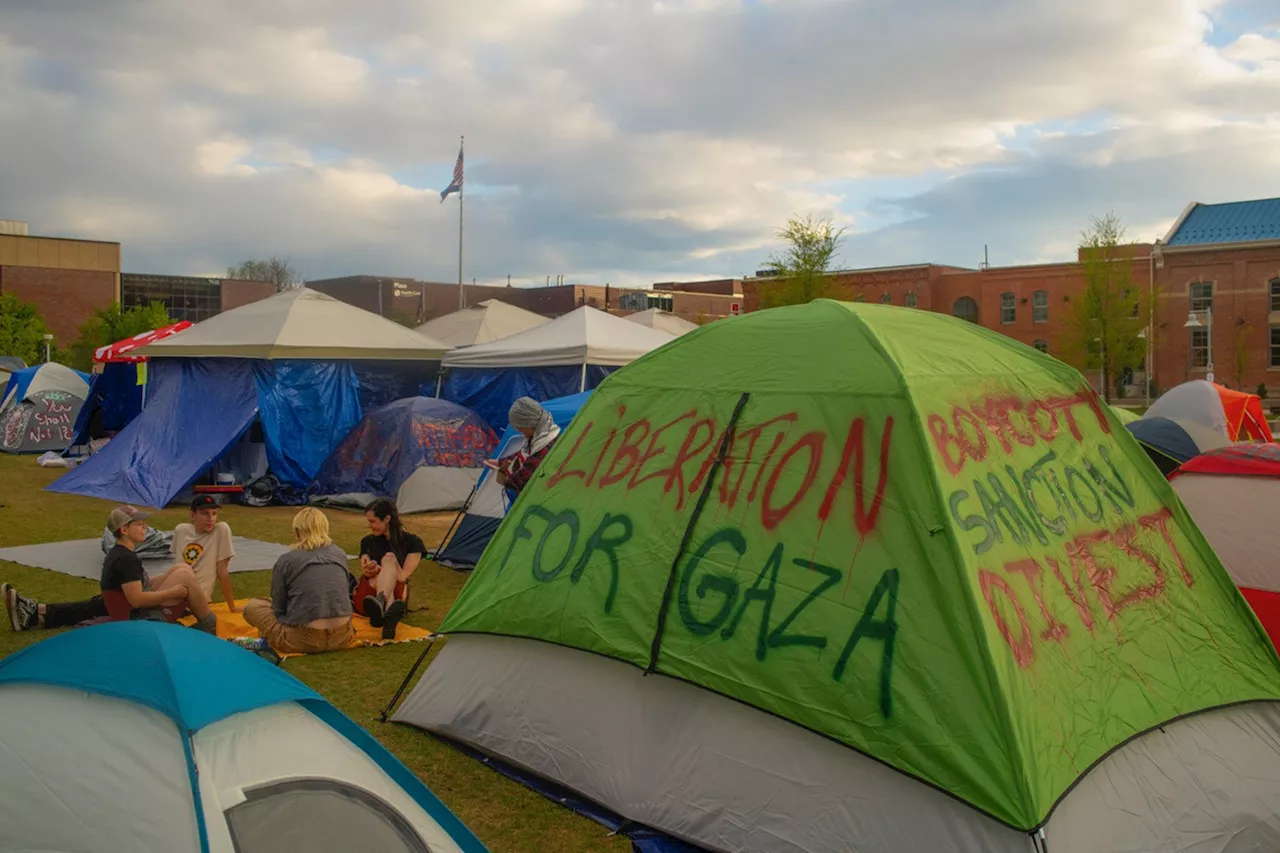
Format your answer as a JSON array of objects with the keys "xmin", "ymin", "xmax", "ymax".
[
  {"xmin": 623, "ymin": 308, "xmax": 701, "ymax": 336},
  {"xmin": 441, "ymin": 305, "xmax": 674, "ymax": 372},
  {"xmin": 415, "ymin": 299, "xmax": 549, "ymax": 348},
  {"xmin": 134, "ymin": 287, "xmax": 453, "ymax": 361}
]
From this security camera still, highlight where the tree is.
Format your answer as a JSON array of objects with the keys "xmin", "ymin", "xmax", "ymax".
[
  {"xmin": 69, "ymin": 301, "xmax": 174, "ymax": 370},
  {"xmin": 1059, "ymin": 213, "xmax": 1148, "ymax": 403},
  {"xmin": 0, "ymin": 293, "xmax": 55, "ymax": 366},
  {"xmin": 1231, "ymin": 317, "xmax": 1253, "ymax": 390},
  {"xmin": 757, "ymin": 214, "xmax": 846, "ymax": 309},
  {"xmin": 227, "ymin": 257, "xmax": 302, "ymax": 292}
]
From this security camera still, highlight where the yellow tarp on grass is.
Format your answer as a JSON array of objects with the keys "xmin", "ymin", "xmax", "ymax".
[{"xmin": 182, "ymin": 600, "xmax": 433, "ymax": 658}]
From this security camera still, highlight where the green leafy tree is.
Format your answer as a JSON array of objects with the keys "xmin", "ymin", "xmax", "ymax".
[
  {"xmin": 0, "ymin": 292, "xmax": 55, "ymax": 366},
  {"xmin": 1060, "ymin": 213, "xmax": 1148, "ymax": 403},
  {"xmin": 227, "ymin": 257, "xmax": 302, "ymax": 292},
  {"xmin": 757, "ymin": 214, "xmax": 846, "ymax": 309},
  {"xmin": 70, "ymin": 301, "xmax": 174, "ymax": 370}
]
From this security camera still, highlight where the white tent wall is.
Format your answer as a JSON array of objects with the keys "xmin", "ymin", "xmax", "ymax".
[
  {"xmin": 440, "ymin": 306, "xmax": 674, "ymax": 368},
  {"xmin": 1145, "ymin": 380, "xmax": 1232, "ymax": 438},
  {"xmin": 396, "ymin": 634, "xmax": 1280, "ymax": 853},
  {"xmin": 0, "ymin": 685, "xmax": 201, "ymax": 852},
  {"xmin": 134, "ymin": 288, "xmax": 453, "ymax": 361},
  {"xmin": 195, "ymin": 702, "xmax": 467, "ymax": 853},
  {"xmin": 1171, "ymin": 475, "xmax": 1280, "ymax": 593},
  {"xmin": 396, "ymin": 465, "xmax": 485, "ymax": 514},
  {"xmin": 416, "ymin": 300, "xmax": 550, "ymax": 347}
]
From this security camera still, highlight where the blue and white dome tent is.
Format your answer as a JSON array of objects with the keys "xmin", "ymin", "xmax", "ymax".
[{"xmin": 0, "ymin": 621, "xmax": 488, "ymax": 853}]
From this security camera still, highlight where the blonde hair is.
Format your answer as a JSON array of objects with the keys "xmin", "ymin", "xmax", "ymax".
[{"xmin": 291, "ymin": 507, "xmax": 332, "ymax": 551}]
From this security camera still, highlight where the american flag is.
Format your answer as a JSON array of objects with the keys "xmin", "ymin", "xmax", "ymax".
[{"xmin": 440, "ymin": 144, "xmax": 464, "ymax": 202}]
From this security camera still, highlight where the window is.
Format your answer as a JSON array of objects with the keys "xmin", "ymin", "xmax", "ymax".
[
  {"xmin": 1190, "ymin": 282, "xmax": 1214, "ymax": 313},
  {"xmin": 1272, "ymin": 327, "xmax": 1280, "ymax": 368},
  {"xmin": 1270, "ymin": 279, "xmax": 1280, "ymax": 313},
  {"xmin": 952, "ymin": 296, "xmax": 979, "ymax": 324},
  {"xmin": 1190, "ymin": 327, "xmax": 1210, "ymax": 368},
  {"xmin": 905, "ymin": 292, "xmax": 918, "ymax": 308},
  {"xmin": 1032, "ymin": 290, "xmax": 1048, "ymax": 324},
  {"xmin": 1033, "ymin": 339, "xmax": 1049, "ymax": 353},
  {"xmin": 121, "ymin": 274, "xmax": 221, "ymax": 323},
  {"xmin": 879, "ymin": 293, "xmax": 893, "ymax": 304},
  {"xmin": 1000, "ymin": 292, "xmax": 1015, "ymax": 324},
  {"xmin": 225, "ymin": 779, "xmax": 430, "ymax": 853}
]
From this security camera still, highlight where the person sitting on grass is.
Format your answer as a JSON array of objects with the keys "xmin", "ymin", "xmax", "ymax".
[
  {"xmin": 355, "ymin": 498, "xmax": 424, "ymax": 640},
  {"xmin": 174, "ymin": 494, "xmax": 239, "ymax": 612},
  {"xmin": 482, "ymin": 396, "xmax": 561, "ymax": 498},
  {"xmin": 3, "ymin": 496, "xmax": 238, "ymax": 631},
  {"xmin": 100, "ymin": 505, "xmax": 218, "ymax": 634},
  {"xmin": 243, "ymin": 507, "xmax": 354, "ymax": 655}
]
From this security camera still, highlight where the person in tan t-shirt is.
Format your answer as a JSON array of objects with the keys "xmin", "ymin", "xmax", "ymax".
[{"xmin": 170, "ymin": 495, "xmax": 238, "ymax": 611}]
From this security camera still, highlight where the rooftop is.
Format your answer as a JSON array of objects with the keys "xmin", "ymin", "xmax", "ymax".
[{"xmin": 1165, "ymin": 197, "xmax": 1280, "ymax": 247}]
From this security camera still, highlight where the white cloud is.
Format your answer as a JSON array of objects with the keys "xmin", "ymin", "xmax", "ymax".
[{"xmin": 0, "ymin": 0, "xmax": 1275, "ymax": 287}]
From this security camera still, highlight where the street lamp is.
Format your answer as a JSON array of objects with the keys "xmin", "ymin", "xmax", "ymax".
[
  {"xmin": 1184, "ymin": 308, "xmax": 1214, "ymax": 384},
  {"xmin": 42, "ymin": 333, "xmax": 53, "ymax": 364},
  {"xmin": 1137, "ymin": 328, "xmax": 1149, "ymax": 405}
]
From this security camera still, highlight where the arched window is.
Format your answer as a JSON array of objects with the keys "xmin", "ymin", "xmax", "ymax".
[
  {"xmin": 879, "ymin": 293, "xmax": 893, "ymax": 304},
  {"xmin": 1033, "ymin": 339, "xmax": 1049, "ymax": 353},
  {"xmin": 953, "ymin": 296, "xmax": 979, "ymax": 324},
  {"xmin": 905, "ymin": 292, "xmax": 918, "ymax": 308}
]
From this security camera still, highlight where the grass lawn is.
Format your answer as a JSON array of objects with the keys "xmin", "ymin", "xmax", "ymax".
[{"xmin": 0, "ymin": 453, "xmax": 628, "ymax": 853}]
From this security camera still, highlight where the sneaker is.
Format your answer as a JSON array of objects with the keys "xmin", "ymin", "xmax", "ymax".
[
  {"xmin": 363, "ymin": 593, "xmax": 386, "ymax": 628},
  {"xmin": 382, "ymin": 599, "xmax": 406, "ymax": 641},
  {"xmin": 2, "ymin": 584, "xmax": 38, "ymax": 632}
]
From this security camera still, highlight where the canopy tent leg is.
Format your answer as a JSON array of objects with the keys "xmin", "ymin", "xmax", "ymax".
[{"xmin": 579, "ymin": 361, "xmax": 587, "ymax": 393}]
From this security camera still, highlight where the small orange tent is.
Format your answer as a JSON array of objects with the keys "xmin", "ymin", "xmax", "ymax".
[{"xmin": 1216, "ymin": 384, "xmax": 1273, "ymax": 441}]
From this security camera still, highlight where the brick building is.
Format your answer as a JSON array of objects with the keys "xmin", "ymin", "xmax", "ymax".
[
  {"xmin": 307, "ymin": 276, "xmax": 743, "ymax": 325},
  {"xmin": 120, "ymin": 273, "xmax": 276, "ymax": 324},
  {"xmin": 0, "ymin": 222, "xmax": 121, "ymax": 346},
  {"xmin": 730, "ymin": 197, "xmax": 1280, "ymax": 401}
]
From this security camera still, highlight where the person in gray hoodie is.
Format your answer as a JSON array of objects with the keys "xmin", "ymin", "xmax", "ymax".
[{"xmin": 243, "ymin": 507, "xmax": 353, "ymax": 654}]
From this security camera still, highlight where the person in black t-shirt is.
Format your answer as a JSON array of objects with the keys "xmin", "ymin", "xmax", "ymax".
[
  {"xmin": 99, "ymin": 505, "xmax": 218, "ymax": 633},
  {"xmin": 355, "ymin": 499, "xmax": 425, "ymax": 639}
]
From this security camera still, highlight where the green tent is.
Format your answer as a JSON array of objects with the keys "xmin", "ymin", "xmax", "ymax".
[{"xmin": 398, "ymin": 301, "xmax": 1280, "ymax": 851}]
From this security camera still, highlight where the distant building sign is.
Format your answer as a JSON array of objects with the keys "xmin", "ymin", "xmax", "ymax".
[
  {"xmin": 730, "ymin": 302, "xmax": 741, "ymax": 315},
  {"xmin": 393, "ymin": 283, "xmax": 418, "ymax": 298}
]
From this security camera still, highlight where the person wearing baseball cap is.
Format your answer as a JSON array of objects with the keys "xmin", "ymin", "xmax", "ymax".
[
  {"xmin": 99, "ymin": 505, "xmax": 218, "ymax": 633},
  {"xmin": 168, "ymin": 495, "xmax": 238, "ymax": 612}
]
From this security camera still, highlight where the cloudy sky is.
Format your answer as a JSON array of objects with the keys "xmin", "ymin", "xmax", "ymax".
[{"xmin": 2, "ymin": 0, "xmax": 1277, "ymax": 288}]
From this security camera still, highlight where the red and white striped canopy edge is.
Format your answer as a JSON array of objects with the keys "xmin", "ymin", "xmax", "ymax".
[{"xmin": 93, "ymin": 321, "xmax": 193, "ymax": 363}]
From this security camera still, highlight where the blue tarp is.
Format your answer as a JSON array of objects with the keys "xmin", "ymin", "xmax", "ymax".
[
  {"xmin": 442, "ymin": 365, "xmax": 612, "ymax": 432},
  {"xmin": 47, "ymin": 359, "xmax": 259, "ymax": 507},
  {"xmin": 311, "ymin": 397, "xmax": 496, "ymax": 501},
  {"xmin": 354, "ymin": 362, "xmax": 441, "ymax": 413},
  {"xmin": 70, "ymin": 363, "xmax": 144, "ymax": 446},
  {"xmin": 435, "ymin": 390, "xmax": 591, "ymax": 569},
  {"xmin": 253, "ymin": 361, "xmax": 363, "ymax": 488}
]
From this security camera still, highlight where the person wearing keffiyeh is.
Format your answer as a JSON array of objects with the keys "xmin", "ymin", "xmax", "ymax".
[{"xmin": 484, "ymin": 397, "xmax": 561, "ymax": 496}]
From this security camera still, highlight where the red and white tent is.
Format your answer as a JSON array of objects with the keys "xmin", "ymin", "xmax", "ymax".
[
  {"xmin": 1170, "ymin": 443, "xmax": 1280, "ymax": 649},
  {"xmin": 93, "ymin": 322, "xmax": 192, "ymax": 364}
]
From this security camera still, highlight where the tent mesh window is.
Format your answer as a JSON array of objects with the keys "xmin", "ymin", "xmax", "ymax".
[{"xmin": 225, "ymin": 778, "xmax": 431, "ymax": 853}]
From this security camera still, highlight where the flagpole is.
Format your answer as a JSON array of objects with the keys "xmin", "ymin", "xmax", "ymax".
[{"xmin": 458, "ymin": 135, "xmax": 465, "ymax": 310}]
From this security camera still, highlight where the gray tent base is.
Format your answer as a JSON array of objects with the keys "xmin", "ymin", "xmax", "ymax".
[{"xmin": 393, "ymin": 634, "xmax": 1280, "ymax": 853}]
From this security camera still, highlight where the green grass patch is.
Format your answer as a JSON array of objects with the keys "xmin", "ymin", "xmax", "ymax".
[{"xmin": 0, "ymin": 453, "xmax": 627, "ymax": 852}]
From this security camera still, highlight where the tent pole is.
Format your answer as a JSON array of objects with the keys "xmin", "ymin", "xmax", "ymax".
[
  {"xmin": 580, "ymin": 361, "xmax": 587, "ymax": 392},
  {"xmin": 435, "ymin": 373, "xmax": 443, "ymax": 399},
  {"xmin": 379, "ymin": 636, "xmax": 438, "ymax": 723}
]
